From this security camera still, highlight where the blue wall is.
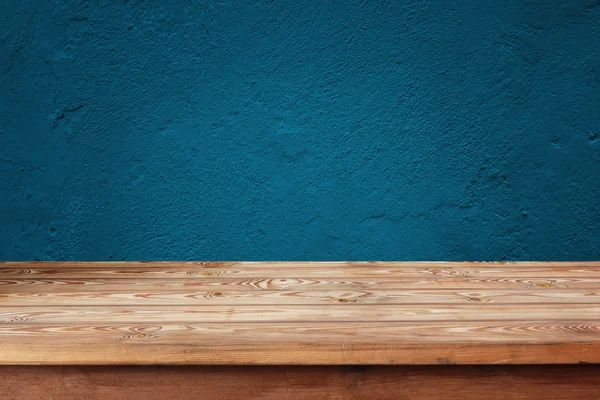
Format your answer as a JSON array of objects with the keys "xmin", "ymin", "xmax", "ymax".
[{"xmin": 1, "ymin": 0, "xmax": 599, "ymax": 261}]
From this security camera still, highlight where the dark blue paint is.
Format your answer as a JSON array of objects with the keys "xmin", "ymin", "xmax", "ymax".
[{"xmin": 1, "ymin": 1, "xmax": 599, "ymax": 261}]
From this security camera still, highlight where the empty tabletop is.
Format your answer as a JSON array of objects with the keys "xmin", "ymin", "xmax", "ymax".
[{"xmin": 1, "ymin": 262, "xmax": 600, "ymax": 365}]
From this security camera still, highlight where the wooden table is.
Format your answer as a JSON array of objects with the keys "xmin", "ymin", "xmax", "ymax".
[{"xmin": 1, "ymin": 262, "xmax": 600, "ymax": 399}]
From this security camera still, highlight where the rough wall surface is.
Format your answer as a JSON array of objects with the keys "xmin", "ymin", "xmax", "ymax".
[{"xmin": 1, "ymin": 0, "xmax": 599, "ymax": 261}]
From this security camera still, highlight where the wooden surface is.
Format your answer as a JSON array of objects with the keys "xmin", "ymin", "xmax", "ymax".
[
  {"xmin": 1, "ymin": 261, "xmax": 600, "ymax": 365},
  {"xmin": 3, "ymin": 365, "xmax": 600, "ymax": 399}
]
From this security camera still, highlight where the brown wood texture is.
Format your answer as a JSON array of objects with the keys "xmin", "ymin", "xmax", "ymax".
[
  {"xmin": 1, "ymin": 261, "xmax": 600, "ymax": 365},
  {"xmin": 3, "ymin": 365, "xmax": 600, "ymax": 399}
]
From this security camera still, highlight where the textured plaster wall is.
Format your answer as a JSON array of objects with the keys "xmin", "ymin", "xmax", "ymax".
[{"xmin": 1, "ymin": 1, "xmax": 599, "ymax": 261}]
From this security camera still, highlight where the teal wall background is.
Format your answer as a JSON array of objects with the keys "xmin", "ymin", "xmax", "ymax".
[{"xmin": 1, "ymin": 1, "xmax": 599, "ymax": 261}]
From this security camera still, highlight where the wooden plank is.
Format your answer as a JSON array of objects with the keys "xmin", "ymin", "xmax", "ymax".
[
  {"xmin": 3, "ymin": 365, "xmax": 600, "ymax": 400},
  {"xmin": 2, "ymin": 321, "xmax": 600, "ymax": 344},
  {"xmin": 2, "ymin": 304, "xmax": 600, "ymax": 323},
  {"xmin": 1, "ymin": 341, "xmax": 600, "ymax": 365},
  {"xmin": 3, "ymin": 276, "xmax": 600, "ymax": 291},
  {"xmin": 2, "ymin": 262, "xmax": 600, "ymax": 365},
  {"xmin": 2, "ymin": 265, "xmax": 600, "ymax": 278},
  {"xmin": 2, "ymin": 289, "xmax": 599, "ymax": 306}
]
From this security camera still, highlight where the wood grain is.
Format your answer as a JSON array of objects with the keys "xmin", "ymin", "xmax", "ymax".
[
  {"xmin": 2, "ymin": 304, "xmax": 600, "ymax": 323},
  {"xmin": 4, "ymin": 365, "xmax": 600, "ymax": 400},
  {"xmin": 1, "ymin": 262, "xmax": 600, "ymax": 365},
  {"xmin": 3, "ymin": 321, "xmax": 600, "ymax": 343},
  {"xmin": 3, "ymin": 289, "xmax": 600, "ymax": 306},
  {"xmin": 3, "ymin": 342, "xmax": 600, "ymax": 365},
  {"xmin": 5, "ymin": 276, "xmax": 600, "ymax": 291}
]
